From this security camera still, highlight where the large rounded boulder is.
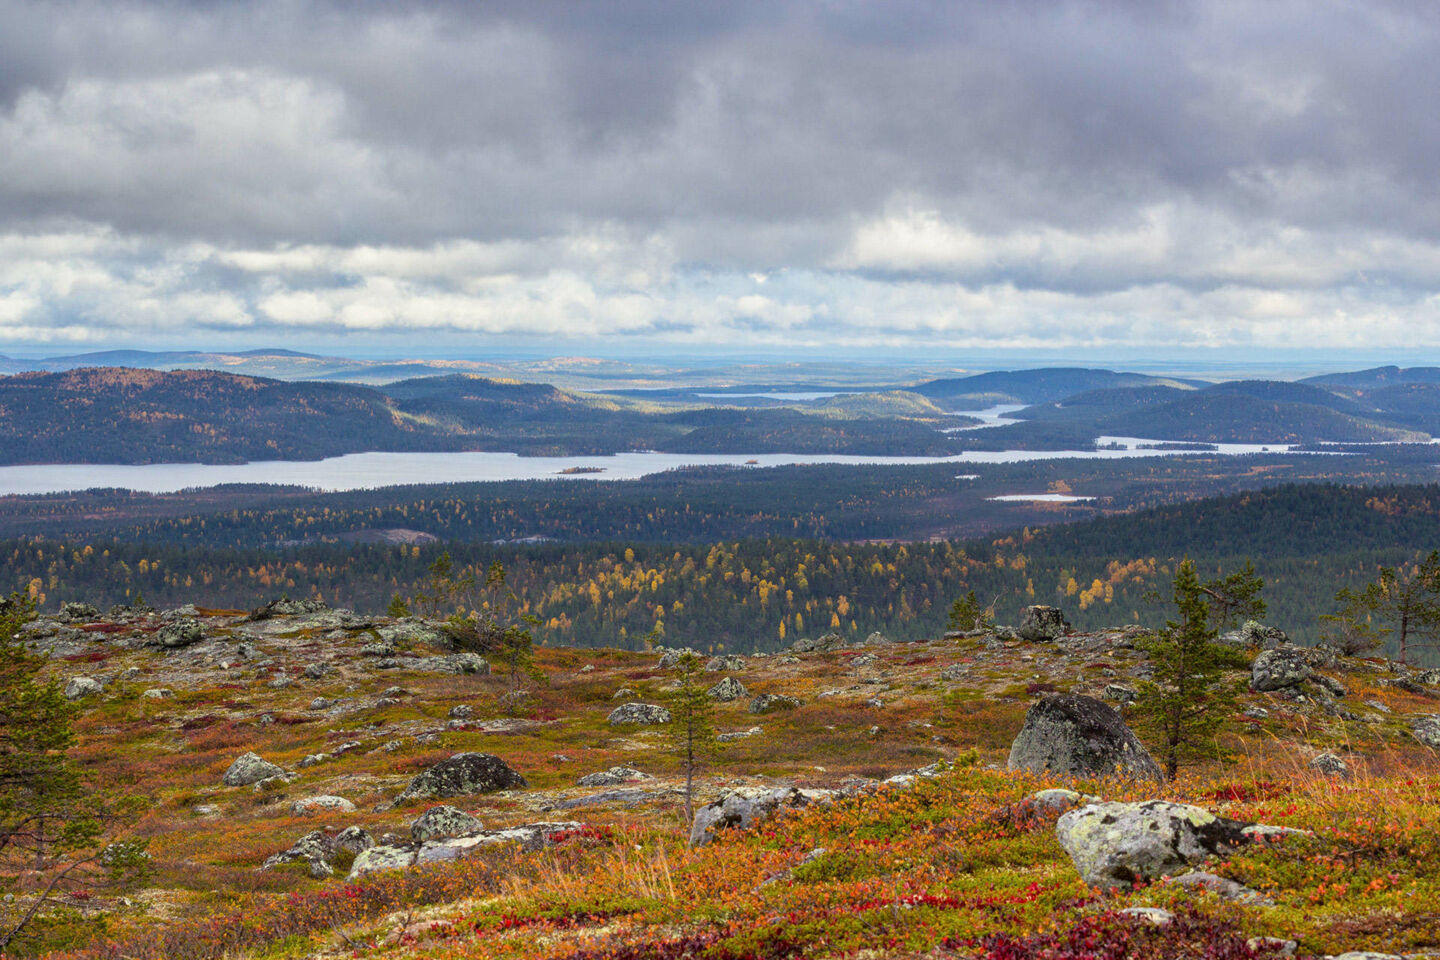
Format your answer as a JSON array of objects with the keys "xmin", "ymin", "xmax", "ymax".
[
  {"xmin": 1251, "ymin": 646, "xmax": 1312, "ymax": 691},
  {"xmin": 1056, "ymin": 800, "xmax": 1250, "ymax": 888},
  {"xmin": 1007, "ymin": 694, "xmax": 1163, "ymax": 783},
  {"xmin": 1018, "ymin": 605, "xmax": 1071, "ymax": 642},
  {"xmin": 397, "ymin": 753, "xmax": 526, "ymax": 802}
]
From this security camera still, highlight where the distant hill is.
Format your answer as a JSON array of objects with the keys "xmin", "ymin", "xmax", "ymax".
[
  {"xmin": 1302, "ymin": 365, "xmax": 1440, "ymax": 389},
  {"xmin": 0, "ymin": 368, "xmax": 435, "ymax": 465},
  {"xmin": 1015, "ymin": 385, "xmax": 1192, "ymax": 421},
  {"xmin": 911, "ymin": 368, "xmax": 1198, "ymax": 406},
  {"xmin": 0, "ymin": 368, "xmax": 964, "ymax": 464},
  {"xmin": 1097, "ymin": 391, "xmax": 1417, "ymax": 443}
]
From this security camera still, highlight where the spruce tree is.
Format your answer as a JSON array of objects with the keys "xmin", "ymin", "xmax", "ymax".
[
  {"xmin": 667, "ymin": 652, "xmax": 716, "ymax": 835},
  {"xmin": 1132, "ymin": 560, "xmax": 1248, "ymax": 779},
  {"xmin": 0, "ymin": 593, "xmax": 147, "ymax": 951}
]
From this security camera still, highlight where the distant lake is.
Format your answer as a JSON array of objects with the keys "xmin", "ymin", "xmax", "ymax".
[{"xmin": 0, "ymin": 443, "xmax": 1310, "ymax": 496}]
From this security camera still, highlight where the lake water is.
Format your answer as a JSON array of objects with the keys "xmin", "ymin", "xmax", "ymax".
[{"xmin": 0, "ymin": 441, "xmax": 1312, "ymax": 496}]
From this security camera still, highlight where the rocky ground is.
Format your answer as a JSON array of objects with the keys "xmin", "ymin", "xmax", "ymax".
[{"xmin": 14, "ymin": 598, "xmax": 1440, "ymax": 959}]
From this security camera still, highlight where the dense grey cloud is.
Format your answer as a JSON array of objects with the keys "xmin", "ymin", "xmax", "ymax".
[{"xmin": 3, "ymin": 0, "xmax": 1440, "ymax": 352}]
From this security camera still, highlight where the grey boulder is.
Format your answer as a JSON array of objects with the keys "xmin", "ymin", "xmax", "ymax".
[
  {"xmin": 1018, "ymin": 605, "xmax": 1070, "ymax": 642},
  {"xmin": 607, "ymin": 702, "xmax": 672, "ymax": 726},
  {"xmin": 396, "ymin": 753, "xmax": 526, "ymax": 801},
  {"xmin": 1055, "ymin": 800, "xmax": 1251, "ymax": 888},
  {"xmin": 222, "ymin": 751, "xmax": 286, "ymax": 787},
  {"xmin": 577, "ymin": 766, "xmax": 652, "ymax": 787},
  {"xmin": 409, "ymin": 805, "xmax": 484, "ymax": 841},
  {"xmin": 705, "ymin": 654, "xmax": 746, "ymax": 672},
  {"xmin": 291, "ymin": 795, "xmax": 356, "ymax": 816},
  {"xmin": 656, "ymin": 647, "xmax": 700, "ymax": 669},
  {"xmin": 152, "ymin": 618, "xmax": 205, "ymax": 649},
  {"xmin": 1007, "ymin": 694, "xmax": 1163, "ymax": 783},
  {"xmin": 790, "ymin": 632, "xmax": 845, "ymax": 654},
  {"xmin": 691, "ymin": 787, "xmax": 833, "ymax": 846},
  {"xmin": 707, "ymin": 676, "xmax": 748, "ymax": 702},
  {"xmin": 64, "ymin": 676, "xmax": 103, "ymax": 700},
  {"xmin": 1251, "ymin": 646, "xmax": 1312, "ymax": 691},
  {"xmin": 1412, "ymin": 715, "xmax": 1440, "ymax": 749},
  {"xmin": 748, "ymin": 693, "xmax": 802, "ymax": 714}
]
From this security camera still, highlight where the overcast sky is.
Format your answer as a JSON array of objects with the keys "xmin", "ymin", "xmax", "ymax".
[{"xmin": 3, "ymin": 0, "xmax": 1440, "ymax": 359}]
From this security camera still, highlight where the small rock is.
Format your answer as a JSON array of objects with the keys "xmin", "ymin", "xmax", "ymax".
[
  {"xmin": 656, "ymin": 647, "xmax": 700, "ymax": 669},
  {"xmin": 292, "ymin": 795, "xmax": 356, "ymax": 816},
  {"xmin": 1118, "ymin": 907, "xmax": 1173, "ymax": 926},
  {"xmin": 706, "ymin": 654, "xmax": 746, "ymax": 672},
  {"xmin": 449, "ymin": 704, "xmax": 474, "ymax": 719},
  {"xmin": 748, "ymin": 693, "xmax": 802, "ymax": 714},
  {"xmin": 606, "ymin": 702, "xmax": 672, "ymax": 726},
  {"xmin": 303, "ymin": 663, "xmax": 330, "ymax": 680},
  {"xmin": 64, "ymin": 676, "xmax": 103, "ymax": 700},
  {"xmin": 1412, "ymin": 715, "xmax": 1440, "ymax": 749},
  {"xmin": 1309, "ymin": 752, "xmax": 1350, "ymax": 777},
  {"xmin": 577, "ymin": 766, "xmax": 652, "ymax": 787},
  {"xmin": 1028, "ymin": 788, "xmax": 1097, "ymax": 815},
  {"xmin": 1102, "ymin": 683, "xmax": 1137, "ymax": 703}
]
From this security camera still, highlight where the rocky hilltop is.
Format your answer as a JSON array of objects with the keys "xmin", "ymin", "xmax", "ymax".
[{"xmin": 16, "ymin": 598, "xmax": 1440, "ymax": 959}]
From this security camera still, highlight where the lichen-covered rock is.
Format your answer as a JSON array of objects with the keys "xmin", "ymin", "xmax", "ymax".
[
  {"xmin": 1102, "ymin": 684, "xmax": 1137, "ymax": 703},
  {"xmin": 577, "ymin": 766, "xmax": 652, "ymax": 787},
  {"xmin": 690, "ymin": 788, "xmax": 833, "ymax": 846},
  {"xmin": 1008, "ymin": 694, "xmax": 1163, "ymax": 783},
  {"xmin": 411, "ymin": 652, "xmax": 490, "ymax": 674},
  {"xmin": 249, "ymin": 597, "xmax": 329, "ymax": 621},
  {"xmin": 707, "ymin": 676, "xmax": 748, "ymax": 702},
  {"xmin": 705, "ymin": 654, "xmax": 746, "ymax": 672},
  {"xmin": 748, "ymin": 693, "xmax": 802, "ymax": 714},
  {"xmin": 291, "ymin": 795, "xmax": 356, "ymax": 816},
  {"xmin": 378, "ymin": 619, "xmax": 449, "ymax": 646},
  {"xmin": 1237, "ymin": 620, "xmax": 1290, "ymax": 649},
  {"xmin": 1028, "ymin": 788, "xmax": 1099, "ymax": 815},
  {"xmin": 396, "ymin": 753, "xmax": 527, "ymax": 802},
  {"xmin": 1309, "ymin": 752, "xmax": 1349, "ymax": 777},
  {"xmin": 64, "ymin": 676, "xmax": 102, "ymax": 700},
  {"xmin": 1251, "ymin": 646, "xmax": 1312, "ymax": 691},
  {"xmin": 58, "ymin": 601, "xmax": 100, "ymax": 623},
  {"xmin": 1018, "ymin": 605, "xmax": 1070, "ymax": 642},
  {"xmin": 222, "ymin": 751, "xmax": 286, "ymax": 787},
  {"xmin": 1412, "ymin": 715, "xmax": 1440, "ymax": 749},
  {"xmin": 1055, "ymin": 800, "xmax": 1252, "ymax": 888},
  {"xmin": 334, "ymin": 826, "xmax": 374, "ymax": 856},
  {"xmin": 790, "ymin": 632, "xmax": 845, "ymax": 654},
  {"xmin": 261, "ymin": 830, "xmax": 337, "ymax": 878},
  {"xmin": 607, "ymin": 702, "xmax": 672, "ymax": 726},
  {"xmin": 152, "ymin": 617, "xmax": 204, "ymax": 648},
  {"xmin": 348, "ymin": 822, "xmax": 583, "ymax": 878},
  {"xmin": 409, "ymin": 805, "xmax": 483, "ymax": 841},
  {"xmin": 142, "ymin": 688, "xmax": 173, "ymax": 700},
  {"xmin": 657, "ymin": 647, "xmax": 701, "ymax": 669}
]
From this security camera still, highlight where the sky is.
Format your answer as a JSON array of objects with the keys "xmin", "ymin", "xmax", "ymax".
[{"xmin": 4, "ymin": 0, "xmax": 1440, "ymax": 361}]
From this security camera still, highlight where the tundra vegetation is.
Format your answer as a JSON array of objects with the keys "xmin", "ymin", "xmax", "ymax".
[{"xmin": 5, "ymin": 571, "xmax": 1440, "ymax": 959}]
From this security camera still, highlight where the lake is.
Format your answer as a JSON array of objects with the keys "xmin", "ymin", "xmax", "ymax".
[{"xmin": 0, "ymin": 442, "xmax": 1311, "ymax": 496}]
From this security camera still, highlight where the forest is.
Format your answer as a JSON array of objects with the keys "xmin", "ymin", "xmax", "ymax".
[{"xmin": 11, "ymin": 482, "xmax": 1440, "ymax": 662}]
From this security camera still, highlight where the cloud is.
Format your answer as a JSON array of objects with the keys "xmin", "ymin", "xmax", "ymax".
[{"xmin": 3, "ymin": 0, "xmax": 1440, "ymax": 353}]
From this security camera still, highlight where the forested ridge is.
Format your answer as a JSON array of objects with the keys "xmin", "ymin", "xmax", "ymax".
[{"xmin": 11, "ymin": 483, "xmax": 1440, "ymax": 661}]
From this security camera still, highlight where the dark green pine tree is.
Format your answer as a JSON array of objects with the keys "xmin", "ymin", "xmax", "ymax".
[{"xmin": 1132, "ymin": 560, "xmax": 1249, "ymax": 779}]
